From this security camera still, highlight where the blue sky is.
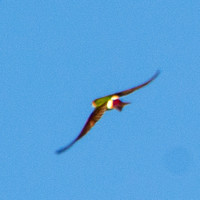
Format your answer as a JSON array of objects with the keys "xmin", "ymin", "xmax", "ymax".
[{"xmin": 1, "ymin": 1, "xmax": 200, "ymax": 199}]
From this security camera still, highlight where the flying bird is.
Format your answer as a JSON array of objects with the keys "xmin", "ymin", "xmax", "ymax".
[{"xmin": 56, "ymin": 71, "xmax": 160, "ymax": 154}]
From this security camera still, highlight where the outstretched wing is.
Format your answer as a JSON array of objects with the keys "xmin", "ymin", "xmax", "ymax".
[
  {"xmin": 56, "ymin": 102, "xmax": 107, "ymax": 154},
  {"xmin": 93, "ymin": 71, "xmax": 160, "ymax": 105},
  {"xmin": 111, "ymin": 70, "xmax": 160, "ymax": 97}
]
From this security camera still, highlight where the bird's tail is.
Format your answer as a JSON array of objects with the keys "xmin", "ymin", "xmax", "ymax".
[{"xmin": 116, "ymin": 102, "xmax": 130, "ymax": 112}]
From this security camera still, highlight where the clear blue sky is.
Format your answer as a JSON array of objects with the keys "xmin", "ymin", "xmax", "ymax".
[{"xmin": 1, "ymin": 1, "xmax": 200, "ymax": 200}]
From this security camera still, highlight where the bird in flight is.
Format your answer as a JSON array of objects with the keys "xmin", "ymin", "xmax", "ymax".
[{"xmin": 56, "ymin": 71, "xmax": 160, "ymax": 154}]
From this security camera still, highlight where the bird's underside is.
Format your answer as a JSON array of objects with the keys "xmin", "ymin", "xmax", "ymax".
[{"xmin": 56, "ymin": 70, "xmax": 160, "ymax": 154}]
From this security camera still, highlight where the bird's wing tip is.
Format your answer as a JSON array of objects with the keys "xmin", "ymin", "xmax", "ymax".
[
  {"xmin": 55, "ymin": 149, "xmax": 63, "ymax": 154},
  {"xmin": 151, "ymin": 70, "xmax": 160, "ymax": 80},
  {"xmin": 55, "ymin": 140, "xmax": 76, "ymax": 154},
  {"xmin": 55, "ymin": 146, "xmax": 69, "ymax": 154},
  {"xmin": 155, "ymin": 69, "xmax": 161, "ymax": 76}
]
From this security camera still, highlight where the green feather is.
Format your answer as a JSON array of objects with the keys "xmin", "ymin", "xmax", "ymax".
[{"xmin": 93, "ymin": 96, "xmax": 111, "ymax": 107}]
